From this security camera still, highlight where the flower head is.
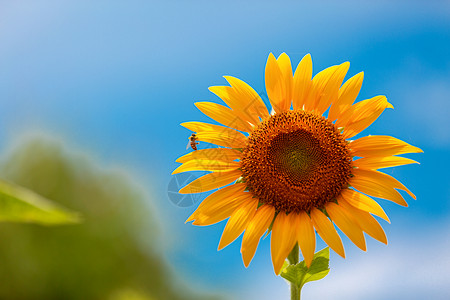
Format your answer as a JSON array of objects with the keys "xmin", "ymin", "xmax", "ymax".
[{"xmin": 173, "ymin": 53, "xmax": 422, "ymax": 274}]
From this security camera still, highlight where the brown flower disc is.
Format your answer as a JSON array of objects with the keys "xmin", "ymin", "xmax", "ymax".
[{"xmin": 241, "ymin": 110, "xmax": 353, "ymax": 213}]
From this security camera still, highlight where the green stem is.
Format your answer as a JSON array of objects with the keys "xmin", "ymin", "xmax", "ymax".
[{"xmin": 287, "ymin": 244, "xmax": 300, "ymax": 300}]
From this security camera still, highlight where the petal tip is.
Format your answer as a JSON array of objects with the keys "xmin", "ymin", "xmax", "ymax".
[
  {"xmin": 277, "ymin": 52, "xmax": 288, "ymax": 59},
  {"xmin": 303, "ymin": 254, "xmax": 313, "ymax": 268},
  {"xmin": 267, "ymin": 53, "xmax": 277, "ymax": 64},
  {"xmin": 222, "ymin": 75, "xmax": 234, "ymax": 82},
  {"xmin": 241, "ymin": 253, "xmax": 252, "ymax": 268},
  {"xmin": 186, "ymin": 213, "xmax": 196, "ymax": 223},
  {"xmin": 273, "ymin": 264, "xmax": 283, "ymax": 276},
  {"xmin": 218, "ymin": 235, "xmax": 233, "ymax": 251},
  {"xmin": 178, "ymin": 186, "xmax": 189, "ymax": 194}
]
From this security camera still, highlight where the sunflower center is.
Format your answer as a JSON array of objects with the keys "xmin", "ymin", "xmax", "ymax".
[
  {"xmin": 241, "ymin": 110, "xmax": 352, "ymax": 213},
  {"xmin": 269, "ymin": 130, "xmax": 323, "ymax": 182}
]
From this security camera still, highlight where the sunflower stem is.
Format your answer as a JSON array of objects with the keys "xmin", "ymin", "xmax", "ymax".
[
  {"xmin": 287, "ymin": 243, "xmax": 299, "ymax": 265},
  {"xmin": 287, "ymin": 244, "xmax": 301, "ymax": 300}
]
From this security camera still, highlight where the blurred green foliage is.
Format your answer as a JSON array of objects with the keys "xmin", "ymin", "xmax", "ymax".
[
  {"xmin": 0, "ymin": 137, "xmax": 222, "ymax": 300},
  {"xmin": 0, "ymin": 178, "xmax": 80, "ymax": 225}
]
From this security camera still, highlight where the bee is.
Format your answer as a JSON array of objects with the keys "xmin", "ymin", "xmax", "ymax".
[{"xmin": 186, "ymin": 133, "xmax": 199, "ymax": 151}]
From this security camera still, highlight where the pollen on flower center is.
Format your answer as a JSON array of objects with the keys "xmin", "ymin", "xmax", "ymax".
[{"xmin": 241, "ymin": 110, "xmax": 353, "ymax": 213}]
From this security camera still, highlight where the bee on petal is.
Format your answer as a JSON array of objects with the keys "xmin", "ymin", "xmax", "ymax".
[{"xmin": 186, "ymin": 133, "xmax": 199, "ymax": 151}]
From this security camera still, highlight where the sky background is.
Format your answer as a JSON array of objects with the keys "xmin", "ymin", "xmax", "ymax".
[{"xmin": 0, "ymin": 1, "xmax": 449, "ymax": 299}]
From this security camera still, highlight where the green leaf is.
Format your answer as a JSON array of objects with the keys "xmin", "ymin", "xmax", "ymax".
[
  {"xmin": 281, "ymin": 247, "xmax": 330, "ymax": 289},
  {"xmin": 280, "ymin": 261, "xmax": 308, "ymax": 287},
  {"xmin": 0, "ymin": 178, "xmax": 81, "ymax": 225},
  {"xmin": 301, "ymin": 247, "xmax": 330, "ymax": 286}
]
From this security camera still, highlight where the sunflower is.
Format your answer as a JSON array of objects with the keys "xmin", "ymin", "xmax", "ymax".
[{"xmin": 173, "ymin": 53, "xmax": 422, "ymax": 275}]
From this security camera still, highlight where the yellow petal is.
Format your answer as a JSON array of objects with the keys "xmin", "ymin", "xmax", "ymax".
[
  {"xmin": 297, "ymin": 211, "xmax": 315, "ymax": 267},
  {"xmin": 338, "ymin": 188, "xmax": 390, "ymax": 222},
  {"xmin": 338, "ymin": 198, "xmax": 387, "ymax": 244},
  {"xmin": 172, "ymin": 159, "xmax": 240, "ymax": 174},
  {"xmin": 310, "ymin": 208, "xmax": 345, "ymax": 258},
  {"xmin": 176, "ymin": 148, "xmax": 242, "ymax": 164},
  {"xmin": 328, "ymin": 72, "xmax": 364, "ymax": 121},
  {"xmin": 187, "ymin": 183, "xmax": 246, "ymax": 221},
  {"xmin": 194, "ymin": 132, "xmax": 245, "ymax": 148},
  {"xmin": 181, "ymin": 121, "xmax": 228, "ymax": 132},
  {"xmin": 336, "ymin": 96, "xmax": 390, "ymax": 128},
  {"xmin": 349, "ymin": 170, "xmax": 409, "ymax": 207},
  {"xmin": 353, "ymin": 169, "xmax": 416, "ymax": 199},
  {"xmin": 195, "ymin": 102, "xmax": 254, "ymax": 132},
  {"xmin": 348, "ymin": 96, "xmax": 392, "ymax": 123},
  {"xmin": 276, "ymin": 53, "xmax": 294, "ymax": 110},
  {"xmin": 335, "ymin": 98, "xmax": 363, "ymax": 128},
  {"xmin": 224, "ymin": 76, "xmax": 270, "ymax": 120},
  {"xmin": 353, "ymin": 156, "xmax": 419, "ymax": 170},
  {"xmin": 178, "ymin": 169, "xmax": 242, "ymax": 194},
  {"xmin": 293, "ymin": 53, "xmax": 313, "ymax": 110},
  {"xmin": 303, "ymin": 64, "xmax": 339, "ymax": 112},
  {"xmin": 218, "ymin": 198, "xmax": 259, "ymax": 250},
  {"xmin": 350, "ymin": 135, "xmax": 423, "ymax": 158},
  {"xmin": 325, "ymin": 202, "xmax": 366, "ymax": 251},
  {"xmin": 315, "ymin": 62, "xmax": 350, "ymax": 115},
  {"xmin": 241, "ymin": 205, "xmax": 275, "ymax": 267},
  {"xmin": 209, "ymin": 85, "xmax": 260, "ymax": 125},
  {"xmin": 192, "ymin": 192, "xmax": 252, "ymax": 226},
  {"xmin": 342, "ymin": 96, "xmax": 393, "ymax": 139},
  {"xmin": 271, "ymin": 212, "xmax": 299, "ymax": 275},
  {"xmin": 265, "ymin": 53, "xmax": 288, "ymax": 114},
  {"xmin": 181, "ymin": 122, "xmax": 247, "ymax": 148}
]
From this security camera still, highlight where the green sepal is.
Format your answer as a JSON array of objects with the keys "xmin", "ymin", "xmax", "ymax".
[
  {"xmin": 0, "ymin": 178, "xmax": 81, "ymax": 225},
  {"xmin": 280, "ymin": 247, "xmax": 330, "ymax": 289}
]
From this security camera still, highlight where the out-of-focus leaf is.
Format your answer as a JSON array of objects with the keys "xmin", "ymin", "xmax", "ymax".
[
  {"xmin": 109, "ymin": 288, "xmax": 156, "ymax": 300},
  {"xmin": 0, "ymin": 178, "xmax": 80, "ymax": 225},
  {"xmin": 281, "ymin": 247, "xmax": 330, "ymax": 288},
  {"xmin": 0, "ymin": 137, "xmax": 223, "ymax": 300}
]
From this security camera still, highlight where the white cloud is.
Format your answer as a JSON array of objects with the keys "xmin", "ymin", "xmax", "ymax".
[{"xmin": 238, "ymin": 218, "xmax": 450, "ymax": 300}]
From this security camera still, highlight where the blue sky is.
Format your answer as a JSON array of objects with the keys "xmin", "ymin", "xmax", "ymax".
[{"xmin": 0, "ymin": 1, "xmax": 449, "ymax": 299}]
